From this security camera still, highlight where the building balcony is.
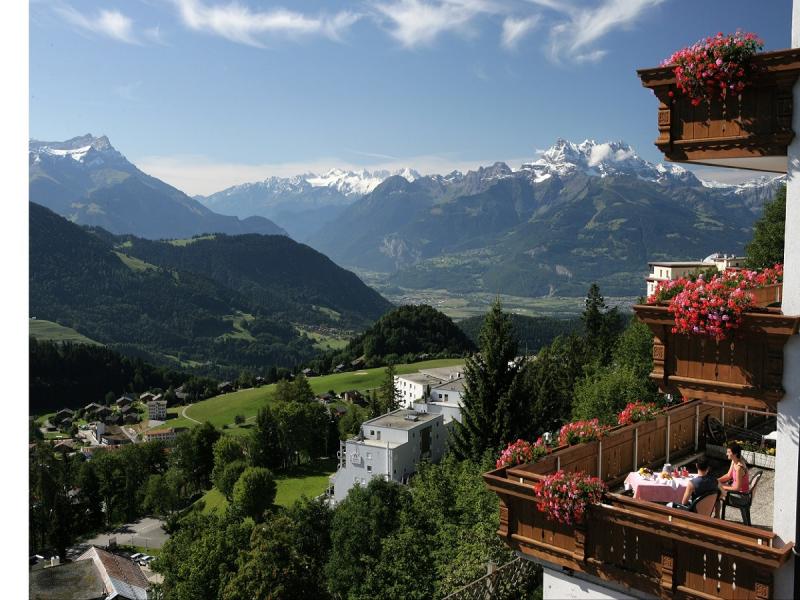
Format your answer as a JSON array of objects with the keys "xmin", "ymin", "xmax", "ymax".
[
  {"xmin": 637, "ymin": 48, "xmax": 800, "ymax": 173},
  {"xmin": 483, "ymin": 401, "xmax": 794, "ymax": 599},
  {"xmin": 633, "ymin": 305, "xmax": 800, "ymax": 411}
]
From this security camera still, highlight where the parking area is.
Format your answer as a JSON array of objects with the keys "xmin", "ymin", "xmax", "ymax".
[{"xmin": 73, "ymin": 517, "xmax": 169, "ymax": 554}]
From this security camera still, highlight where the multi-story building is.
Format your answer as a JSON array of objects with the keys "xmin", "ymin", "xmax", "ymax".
[
  {"xmin": 144, "ymin": 427, "xmax": 176, "ymax": 443},
  {"xmin": 329, "ymin": 409, "xmax": 446, "ymax": 503},
  {"xmin": 147, "ymin": 399, "xmax": 167, "ymax": 421},
  {"xmin": 646, "ymin": 253, "xmax": 746, "ymax": 297},
  {"xmin": 394, "ymin": 365, "xmax": 465, "ymax": 408}
]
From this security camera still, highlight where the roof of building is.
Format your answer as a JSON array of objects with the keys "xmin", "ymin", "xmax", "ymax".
[
  {"xmin": 78, "ymin": 547, "xmax": 149, "ymax": 600},
  {"xmin": 147, "ymin": 399, "xmax": 167, "ymax": 406},
  {"xmin": 147, "ymin": 427, "xmax": 175, "ymax": 436},
  {"xmin": 363, "ymin": 408, "xmax": 441, "ymax": 431},
  {"xmin": 351, "ymin": 438, "xmax": 402, "ymax": 449},
  {"xmin": 433, "ymin": 377, "xmax": 465, "ymax": 393},
  {"xmin": 29, "ymin": 558, "xmax": 105, "ymax": 600},
  {"xmin": 395, "ymin": 372, "xmax": 443, "ymax": 386},
  {"xmin": 647, "ymin": 261, "xmax": 709, "ymax": 267},
  {"xmin": 418, "ymin": 365, "xmax": 466, "ymax": 381}
]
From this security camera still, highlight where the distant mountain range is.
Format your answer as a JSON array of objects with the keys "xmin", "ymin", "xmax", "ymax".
[
  {"xmin": 197, "ymin": 167, "xmax": 420, "ymax": 239},
  {"xmin": 29, "ymin": 135, "xmax": 286, "ymax": 239},
  {"xmin": 29, "ymin": 202, "xmax": 392, "ymax": 376}
]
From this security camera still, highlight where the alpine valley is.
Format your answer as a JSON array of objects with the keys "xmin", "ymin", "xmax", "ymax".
[{"xmin": 200, "ymin": 139, "xmax": 783, "ymax": 297}]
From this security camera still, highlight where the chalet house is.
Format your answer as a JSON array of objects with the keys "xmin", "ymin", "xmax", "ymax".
[
  {"xmin": 58, "ymin": 417, "xmax": 73, "ymax": 431},
  {"xmin": 302, "ymin": 368, "xmax": 316, "ymax": 377},
  {"xmin": 103, "ymin": 413, "xmax": 122, "ymax": 426},
  {"xmin": 119, "ymin": 404, "xmax": 134, "ymax": 415},
  {"xmin": 29, "ymin": 545, "xmax": 149, "ymax": 600},
  {"xmin": 115, "ymin": 396, "xmax": 132, "ymax": 408},
  {"xmin": 138, "ymin": 392, "xmax": 156, "ymax": 403},
  {"xmin": 334, "ymin": 363, "xmax": 346, "ymax": 373},
  {"xmin": 341, "ymin": 390, "xmax": 366, "ymax": 406},
  {"xmin": 174, "ymin": 385, "xmax": 189, "ymax": 402},
  {"xmin": 93, "ymin": 406, "xmax": 112, "ymax": 420},
  {"xmin": 52, "ymin": 408, "xmax": 74, "ymax": 425},
  {"xmin": 99, "ymin": 426, "xmax": 130, "ymax": 446},
  {"xmin": 254, "ymin": 376, "xmax": 266, "ymax": 387},
  {"xmin": 350, "ymin": 356, "xmax": 366, "ymax": 369},
  {"xmin": 123, "ymin": 413, "xmax": 141, "ymax": 425},
  {"xmin": 84, "ymin": 402, "xmax": 103, "ymax": 413},
  {"xmin": 217, "ymin": 381, "xmax": 234, "ymax": 394}
]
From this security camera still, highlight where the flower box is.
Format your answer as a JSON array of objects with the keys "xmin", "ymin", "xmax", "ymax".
[
  {"xmin": 706, "ymin": 443, "xmax": 776, "ymax": 469},
  {"xmin": 637, "ymin": 48, "xmax": 800, "ymax": 172},
  {"xmin": 633, "ymin": 304, "xmax": 800, "ymax": 410}
]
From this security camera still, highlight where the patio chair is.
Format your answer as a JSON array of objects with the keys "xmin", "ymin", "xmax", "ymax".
[
  {"xmin": 688, "ymin": 490, "xmax": 720, "ymax": 518},
  {"xmin": 721, "ymin": 470, "xmax": 763, "ymax": 527}
]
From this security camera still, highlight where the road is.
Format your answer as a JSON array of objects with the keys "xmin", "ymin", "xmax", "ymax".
[
  {"xmin": 180, "ymin": 405, "xmax": 201, "ymax": 424},
  {"xmin": 72, "ymin": 517, "xmax": 170, "ymax": 556}
]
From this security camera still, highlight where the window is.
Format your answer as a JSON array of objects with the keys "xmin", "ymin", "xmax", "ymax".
[
  {"xmin": 377, "ymin": 431, "xmax": 381, "ymax": 440},
  {"xmin": 366, "ymin": 452, "xmax": 372, "ymax": 460},
  {"xmin": 444, "ymin": 394, "xmax": 449, "ymax": 401},
  {"xmin": 370, "ymin": 430, "xmax": 374, "ymax": 436},
  {"xmin": 438, "ymin": 393, "xmax": 442, "ymax": 399},
  {"xmin": 367, "ymin": 465, "xmax": 372, "ymax": 472}
]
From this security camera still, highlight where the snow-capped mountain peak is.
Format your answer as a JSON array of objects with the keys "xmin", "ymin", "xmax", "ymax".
[
  {"xmin": 520, "ymin": 138, "xmax": 698, "ymax": 185},
  {"xmin": 29, "ymin": 134, "xmax": 124, "ymax": 166},
  {"xmin": 299, "ymin": 167, "xmax": 419, "ymax": 196}
]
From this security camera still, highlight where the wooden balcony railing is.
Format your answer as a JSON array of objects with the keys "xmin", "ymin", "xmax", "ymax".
[
  {"xmin": 483, "ymin": 401, "xmax": 794, "ymax": 599},
  {"xmin": 637, "ymin": 48, "xmax": 800, "ymax": 173},
  {"xmin": 633, "ymin": 306, "xmax": 800, "ymax": 411}
]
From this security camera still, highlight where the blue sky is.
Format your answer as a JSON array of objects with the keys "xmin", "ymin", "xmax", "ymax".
[{"xmin": 29, "ymin": 0, "xmax": 792, "ymax": 194}]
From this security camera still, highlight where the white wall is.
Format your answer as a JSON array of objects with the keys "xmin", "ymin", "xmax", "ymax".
[
  {"xmin": 774, "ymin": 9, "xmax": 800, "ymax": 598},
  {"xmin": 543, "ymin": 568, "xmax": 650, "ymax": 599}
]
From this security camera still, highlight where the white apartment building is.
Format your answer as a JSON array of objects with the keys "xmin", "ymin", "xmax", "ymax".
[
  {"xmin": 147, "ymin": 399, "xmax": 167, "ymax": 421},
  {"xmin": 329, "ymin": 409, "xmax": 446, "ymax": 503},
  {"xmin": 414, "ymin": 376, "xmax": 465, "ymax": 424},
  {"xmin": 646, "ymin": 253, "xmax": 745, "ymax": 296},
  {"xmin": 394, "ymin": 365, "xmax": 465, "ymax": 408},
  {"xmin": 144, "ymin": 427, "xmax": 176, "ymax": 443}
]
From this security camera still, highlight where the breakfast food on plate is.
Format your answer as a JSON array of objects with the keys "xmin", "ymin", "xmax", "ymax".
[{"xmin": 638, "ymin": 467, "xmax": 652, "ymax": 476}]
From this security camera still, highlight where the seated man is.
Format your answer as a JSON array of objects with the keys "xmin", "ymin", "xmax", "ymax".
[{"xmin": 667, "ymin": 457, "xmax": 718, "ymax": 509}]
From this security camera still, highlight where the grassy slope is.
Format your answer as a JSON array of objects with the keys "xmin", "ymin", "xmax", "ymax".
[
  {"xmin": 197, "ymin": 457, "xmax": 337, "ymax": 513},
  {"xmin": 29, "ymin": 319, "xmax": 101, "ymax": 345},
  {"xmin": 166, "ymin": 358, "xmax": 465, "ymax": 429}
]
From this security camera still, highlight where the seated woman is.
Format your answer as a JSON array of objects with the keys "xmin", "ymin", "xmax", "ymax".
[
  {"xmin": 718, "ymin": 442, "xmax": 749, "ymax": 497},
  {"xmin": 679, "ymin": 457, "xmax": 718, "ymax": 506}
]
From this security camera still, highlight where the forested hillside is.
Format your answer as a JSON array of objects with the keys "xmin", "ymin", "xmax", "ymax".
[
  {"xmin": 30, "ymin": 203, "xmax": 318, "ymax": 376},
  {"xmin": 458, "ymin": 313, "xmax": 583, "ymax": 355}
]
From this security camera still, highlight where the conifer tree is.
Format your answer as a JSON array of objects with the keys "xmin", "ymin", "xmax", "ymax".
[
  {"xmin": 746, "ymin": 184, "xmax": 785, "ymax": 269},
  {"xmin": 378, "ymin": 364, "xmax": 400, "ymax": 414},
  {"xmin": 450, "ymin": 299, "xmax": 520, "ymax": 460},
  {"xmin": 582, "ymin": 283, "xmax": 623, "ymax": 366}
]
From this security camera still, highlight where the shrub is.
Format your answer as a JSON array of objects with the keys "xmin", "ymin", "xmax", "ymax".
[{"xmin": 534, "ymin": 470, "xmax": 606, "ymax": 525}]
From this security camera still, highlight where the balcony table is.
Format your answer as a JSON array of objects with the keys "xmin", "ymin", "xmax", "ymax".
[{"xmin": 623, "ymin": 471, "xmax": 692, "ymax": 504}]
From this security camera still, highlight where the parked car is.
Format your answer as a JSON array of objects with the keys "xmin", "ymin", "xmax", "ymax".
[{"xmin": 130, "ymin": 553, "xmax": 143, "ymax": 561}]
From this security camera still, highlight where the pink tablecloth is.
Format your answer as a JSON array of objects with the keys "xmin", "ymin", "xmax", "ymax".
[{"xmin": 623, "ymin": 472, "xmax": 691, "ymax": 504}]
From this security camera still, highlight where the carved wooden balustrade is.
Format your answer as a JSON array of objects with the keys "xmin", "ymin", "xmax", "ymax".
[
  {"xmin": 637, "ymin": 48, "xmax": 800, "ymax": 172},
  {"xmin": 483, "ymin": 401, "xmax": 793, "ymax": 599},
  {"xmin": 633, "ymin": 305, "xmax": 800, "ymax": 411}
]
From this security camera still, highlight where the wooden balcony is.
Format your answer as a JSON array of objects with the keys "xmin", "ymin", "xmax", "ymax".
[
  {"xmin": 637, "ymin": 48, "xmax": 800, "ymax": 173},
  {"xmin": 483, "ymin": 401, "xmax": 794, "ymax": 599},
  {"xmin": 633, "ymin": 305, "xmax": 800, "ymax": 411}
]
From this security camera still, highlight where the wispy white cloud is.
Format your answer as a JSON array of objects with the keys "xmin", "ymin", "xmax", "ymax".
[
  {"xmin": 143, "ymin": 25, "xmax": 167, "ymax": 45},
  {"xmin": 528, "ymin": 0, "xmax": 663, "ymax": 63},
  {"xmin": 134, "ymin": 152, "xmax": 532, "ymax": 196},
  {"xmin": 501, "ymin": 15, "xmax": 539, "ymax": 50},
  {"xmin": 173, "ymin": 0, "xmax": 361, "ymax": 47},
  {"xmin": 54, "ymin": 4, "xmax": 140, "ymax": 44},
  {"xmin": 374, "ymin": 0, "xmax": 499, "ymax": 48},
  {"xmin": 114, "ymin": 81, "xmax": 142, "ymax": 102}
]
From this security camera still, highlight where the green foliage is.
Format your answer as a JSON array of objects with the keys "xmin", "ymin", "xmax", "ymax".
[
  {"xmin": 582, "ymin": 283, "xmax": 626, "ymax": 366},
  {"xmin": 378, "ymin": 364, "xmax": 400, "ymax": 413},
  {"xmin": 325, "ymin": 478, "xmax": 409, "ymax": 598},
  {"xmin": 746, "ymin": 184, "xmax": 786, "ymax": 269},
  {"xmin": 572, "ymin": 364, "xmax": 657, "ymax": 425},
  {"xmin": 450, "ymin": 300, "xmax": 521, "ymax": 460},
  {"xmin": 30, "ymin": 338, "xmax": 200, "ymax": 413},
  {"xmin": 141, "ymin": 470, "xmax": 185, "ymax": 518},
  {"xmin": 612, "ymin": 318, "xmax": 655, "ymax": 382},
  {"xmin": 221, "ymin": 514, "xmax": 329, "ymax": 600},
  {"xmin": 155, "ymin": 511, "xmax": 253, "ymax": 600},
  {"xmin": 231, "ymin": 467, "xmax": 277, "ymax": 522},
  {"xmin": 338, "ymin": 404, "xmax": 370, "ymax": 440},
  {"xmin": 170, "ymin": 422, "xmax": 220, "ymax": 493},
  {"xmin": 211, "ymin": 437, "xmax": 248, "ymax": 499},
  {"xmin": 314, "ymin": 304, "xmax": 475, "ymax": 372},
  {"xmin": 458, "ymin": 313, "xmax": 582, "ymax": 355}
]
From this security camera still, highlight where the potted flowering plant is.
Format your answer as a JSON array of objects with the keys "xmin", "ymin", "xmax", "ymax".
[
  {"xmin": 496, "ymin": 437, "xmax": 552, "ymax": 469},
  {"xmin": 663, "ymin": 31, "xmax": 764, "ymax": 106},
  {"xmin": 647, "ymin": 264, "xmax": 783, "ymax": 341},
  {"xmin": 533, "ymin": 470, "xmax": 606, "ymax": 525},
  {"xmin": 617, "ymin": 401, "xmax": 659, "ymax": 426},
  {"xmin": 558, "ymin": 419, "xmax": 608, "ymax": 447}
]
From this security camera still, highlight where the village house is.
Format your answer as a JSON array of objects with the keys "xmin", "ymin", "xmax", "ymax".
[
  {"xmin": 138, "ymin": 392, "xmax": 155, "ymax": 403},
  {"xmin": 217, "ymin": 381, "xmax": 234, "ymax": 394},
  {"xmin": 394, "ymin": 365, "xmax": 465, "ymax": 409},
  {"xmin": 329, "ymin": 408, "xmax": 447, "ymax": 504},
  {"xmin": 51, "ymin": 408, "xmax": 74, "ymax": 426},
  {"xmin": 99, "ymin": 425, "xmax": 131, "ymax": 446},
  {"xmin": 29, "ymin": 545, "xmax": 150, "ymax": 600}
]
